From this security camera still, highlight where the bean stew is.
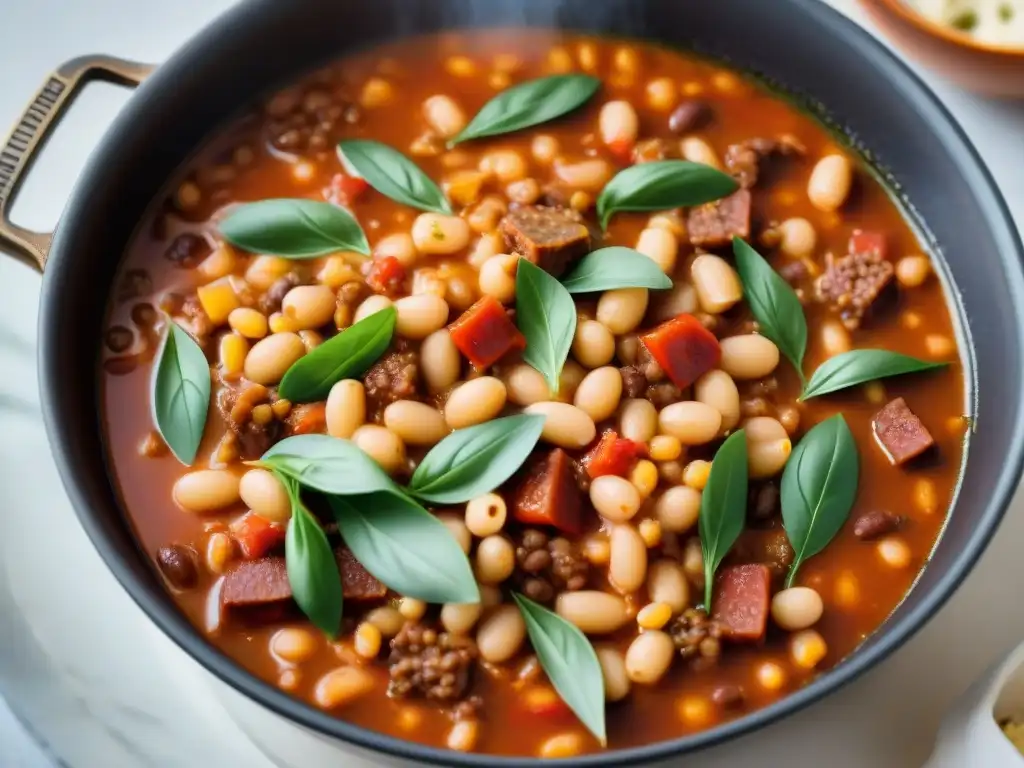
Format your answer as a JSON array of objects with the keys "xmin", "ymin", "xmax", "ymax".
[{"xmin": 101, "ymin": 30, "xmax": 966, "ymax": 758}]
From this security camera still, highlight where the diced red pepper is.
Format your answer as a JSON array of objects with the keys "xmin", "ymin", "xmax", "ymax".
[
  {"xmin": 231, "ymin": 513, "xmax": 287, "ymax": 560},
  {"xmin": 287, "ymin": 402, "xmax": 326, "ymax": 435},
  {"xmin": 521, "ymin": 686, "xmax": 571, "ymax": 719},
  {"xmin": 449, "ymin": 295, "xmax": 526, "ymax": 369},
  {"xmin": 326, "ymin": 173, "xmax": 370, "ymax": 207},
  {"xmin": 582, "ymin": 430, "xmax": 645, "ymax": 479},
  {"xmin": 640, "ymin": 314, "xmax": 722, "ymax": 389},
  {"xmin": 711, "ymin": 564, "xmax": 772, "ymax": 642},
  {"xmin": 366, "ymin": 255, "xmax": 407, "ymax": 297},
  {"xmin": 607, "ymin": 138, "xmax": 635, "ymax": 164},
  {"xmin": 512, "ymin": 449, "xmax": 583, "ymax": 534},
  {"xmin": 849, "ymin": 229, "xmax": 886, "ymax": 259}
]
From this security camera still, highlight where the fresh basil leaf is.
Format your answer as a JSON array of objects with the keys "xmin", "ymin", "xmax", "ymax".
[
  {"xmin": 560, "ymin": 247, "xmax": 673, "ymax": 294},
  {"xmin": 732, "ymin": 238, "xmax": 808, "ymax": 384},
  {"xmin": 781, "ymin": 414, "xmax": 859, "ymax": 587},
  {"xmin": 698, "ymin": 429, "xmax": 749, "ymax": 611},
  {"xmin": 278, "ymin": 307, "xmax": 396, "ymax": 403},
  {"xmin": 219, "ymin": 199, "xmax": 369, "ymax": 258},
  {"xmin": 515, "ymin": 259, "xmax": 577, "ymax": 392},
  {"xmin": 409, "ymin": 414, "xmax": 545, "ymax": 504},
  {"xmin": 329, "ymin": 493, "xmax": 479, "ymax": 604},
  {"xmin": 338, "ymin": 140, "xmax": 452, "ymax": 215},
  {"xmin": 596, "ymin": 160, "xmax": 738, "ymax": 230},
  {"xmin": 512, "ymin": 593, "xmax": 606, "ymax": 746},
  {"xmin": 261, "ymin": 435, "xmax": 397, "ymax": 496},
  {"xmin": 801, "ymin": 349, "xmax": 947, "ymax": 400},
  {"xmin": 281, "ymin": 476, "xmax": 343, "ymax": 637},
  {"xmin": 451, "ymin": 74, "xmax": 600, "ymax": 145},
  {"xmin": 151, "ymin": 321, "xmax": 211, "ymax": 466}
]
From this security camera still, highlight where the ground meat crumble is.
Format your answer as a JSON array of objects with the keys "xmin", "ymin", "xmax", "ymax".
[
  {"xmin": 388, "ymin": 622, "xmax": 477, "ymax": 703},
  {"xmin": 513, "ymin": 529, "xmax": 589, "ymax": 604}
]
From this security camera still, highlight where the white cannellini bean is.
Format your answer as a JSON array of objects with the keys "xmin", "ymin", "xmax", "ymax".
[
  {"xmin": 351, "ymin": 425, "xmax": 406, "ymax": 475},
  {"xmin": 636, "ymin": 226, "xmax": 678, "ymax": 274},
  {"xmin": 808, "ymin": 154, "xmax": 853, "ymax": 212},
  {"xmin": 244, "ymin": 332, "xmax": 305, "ymax": 385},
  {"xmin": 239, "ymin": 468, "xmax": 291, "ymax": 523},
  {"xmin": 658, "ymin": 401, "xmax": 722, "ymax": 445},
  {"xmin": 572, "ymin": 320, "xmax": 616, "ymax": 369},
  {"xmin": 654, "ymin": 486, "xmax": 702, "ymax": 534},
  {"xmin": 599, "ymin": 100, "xmax": 640, "ymax": 148},
  {"xmin": 503, "ymin": 364, "xmax": 551, "ymax": 406},
  {"xmin": 771, "ymin": 587, "xmax": 824, "ymax": 631},
  {"xmin": 445, "ymin": 377, "xmax": 507, "ymax": 429},
  {"xmin": 553, "ymin": 158, "xmax": 612, "ymax": 191},
  {"xmin": 353, "ymin": 294, "xmax": 394, "ymax": 324},
  {"xmin": 476, "ymin": 605, "xmax": 526, "ymax": 663},
  {"xmin": 596, "ymin": 647, "xmax": 631, "ymax": 702},
  {"xmin": 411, "ymin": 213, "xmax": 471, "ymax": 255},
  {"xmin": 680, "ymin": 137, "xmax": 722, "ymax": 170},
  {"xmin": 718, "ymin": 335, "xmax": 781, "ymax": 380},
  {"xmin": 573, "ymin": 366, "xmax": 623, "ymax": 423},
  {"xmin": 625, "ymin": 630, "xmax": 675, "ymax": 684},
  {"xmin": 609, "ymin": 524, "xmax": 648, "ymax": 593},
  {"xmin": 693, "ymin": 369, "xmax": 740, "ymax": 431},
  {"xmin": 325, "ymin": 379, "xmax": 366, "ymax": 439},
  {"xmin": 619, "ymin": 398, "xmax": 658, "ymax": 443},
  {"xmin": 589, "ymin": 476, "xmax": 642, "ymax": 523},
  {"xmin": 646, "ymin": 560, "xmax": 690, "ymax": 613},
  {"xmin": 555, "ymin": 591, "xmax": 630, "ymax": 635},
  {"xmin": 597, "ymin": 288, "xmax": 649, "ymax": 334},
  {"xmin": 384, "ymin": 401, "xmax": 449, "ymax": 445},
  {"xmin": 691, "ymin": 254, "xmax": 742, "ymax": 314},
  {"xmin": 420, "ymin": 329, "xmax": 461, "ymax": 394},
  {"xmin": 778, "ymin": 217, "xmax": 817, "ymax": 258},
  {"xmin": 653, "ymin": 282, "xmax": 699, "ymax": 322},
  {"xmin": 174, "ymin": 470, "xmax": 241, "ymax": 513},
  {"xmin": 282, "ymin": 285, "xmax": 336, "ymax": 331},
  {"xmin": 393, "ymin": 294, "xmax": 450, "ymax": 339},
  {"xmin": 524, "ymin": 402, "xmax": 597, "ymax": 449},
  {"xmin": 423, "ymin": 95, "xmax": 467, "ymax": 139}
]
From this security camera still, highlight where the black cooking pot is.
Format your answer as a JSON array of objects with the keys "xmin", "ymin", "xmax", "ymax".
[{"xmin": 2, "ymin": 0, "xmax": 1022, "ymax": 764}]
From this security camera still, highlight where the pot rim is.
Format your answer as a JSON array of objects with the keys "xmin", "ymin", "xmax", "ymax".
[{"xmin": 36, "ymin": 0, "xmax": 1024, "ymax": 764}]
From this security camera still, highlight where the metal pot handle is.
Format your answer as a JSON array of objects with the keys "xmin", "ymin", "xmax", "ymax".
[{"xmin": 0, "ymin": 55, "xmax": 153, "ymax": 273}]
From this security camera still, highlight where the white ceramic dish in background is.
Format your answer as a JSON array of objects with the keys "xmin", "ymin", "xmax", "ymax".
[{"xmin": 925, "ymin": 641, "xmax": 1024, "ymax": 767}]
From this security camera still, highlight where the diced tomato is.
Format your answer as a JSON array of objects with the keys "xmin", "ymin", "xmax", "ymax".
[
  {"xmin": 640, "ymin": 314, "xmax": 721, "ymax": 389},
  {"xmin": 366, "ymin": 255, "xmax": 407, "ymax": 297},
  {"xmin": 607, "ymin": 138, "xmax": 635, "ymax": 164},
  {"xmin": 287, "ymin": 402, "xmax": 327, "ymax": 435},
  {"xmin": 582, "ymin": 430, "xmax": 645, "ymax": 479},
  {"xmin": 849, "ymin": 229, "xmax": 886, "ymax": 259},
  {"xmin": 711, "ymin": 564, "xmax": 772, "ymax": 642},
  {"xmin": 521, "ymin": 686, "xmax": 571, "ymax": 719},
  {"xmin": 326, "ymin": 173, "xmax": 370, "ymax": 207},
  {"xmin": 449, "ymin": 295, "xmax": 526, "ymax": 368},
  {"xmin": 231, "ymin": 513, "xmax": 287, "ymax": 560},
  {"xmin": 512, "ymin": 449, "xmax": 583, "ymax": 534}
]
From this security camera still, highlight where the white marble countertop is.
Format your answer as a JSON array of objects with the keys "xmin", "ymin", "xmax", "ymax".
[{"xmin": 1, "ymin": 1, "xmax": 1022, "ymax": 766}]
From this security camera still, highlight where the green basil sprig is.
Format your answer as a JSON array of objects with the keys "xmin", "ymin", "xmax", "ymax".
[
  {"xmin": 408, "ymin": 414, "xmax": 545, "ymax": 504},
  {"xmin": 516, "ymin": 259, "xmax": 577, "ymax": 392},
  {"xmin": 560, "ymin": 247, "xmax": 673, "ymax": 294},
  {"xmin": 801, "ymin": 349, "xmax": 946, "ymax": 400},
  {"xmin": 596, "ymin": 160, "xmax": 739, "ymax": 230},
  {"xmin": 278, "ymin": 307, "xmax": 396, "ymax": 403},
  {"xmin": 330, "ymin": 493, "xmax": 479, "ymax": 604},
  {"xmin": 451, "ymin": 74, "xmax": 600, "ymax": 146},
  {"xmin": 151, "ymin": 321, "xmax": 211, "ymax": 466},
  {"xmin": 338, "ymin": 140, "xmax": 452, "ymax": 215},
  {"xmin": 733, "ymin": 238, "xmax": 808, "ymax": 385},
  {"xmin": 699, "ymin": 430, "xmax": 749, "ymax": 611},
  {"xmin": 219, "ymin": 199, "xmax": 369, "ymax": 258},
  {"xmin": 260, "ymin": 435, "xmax": 397, "ymax": 496},
  {"xmin": 781, "ymin": 414, "xmax": 859, "ymax": 587},
  {"xmin": 512, "ymin": 593, "xmax": 606, "ymax": 745},
  {"xmin": 281, "ymin": 474, "xmax": 343, "ymax": 636}
]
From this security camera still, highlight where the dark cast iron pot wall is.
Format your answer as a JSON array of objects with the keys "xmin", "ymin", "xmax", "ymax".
[{"xmin": 1, "ymin": 0, "xmax": 1022, "ymax": 765}]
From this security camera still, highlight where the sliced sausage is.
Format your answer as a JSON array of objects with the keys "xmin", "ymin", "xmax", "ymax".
[
  {"xmin": 337, "ymin": 548, "xmax": 388, "ymax": 600},
  {"xmin": 687, "ymin": 189, "xmax": 751, "ymax": 249},
  {"xmin": 500, "ymin": 205, "xmax": 591, "ymax": 277},
  {"xmin": 872, "ymin": 397, "xmax": 936, "ymax": 466},
  {"xmin": 512, "ymin": 449, "xmax": 584, "ymax": 534},
  {"xmin": 711, "ymin": 564, "xmax": 771, "ymax": 642},
  {"xmin": 853, "ymin": 510, "xmax": 904, "ymax": 541},
  {"xmin": 815, "ymin": 235, "xmax": 895, "ymax": 330},
  {"xmin": 724, "ymin": 135, "xmax": 805, "ymax": 189}
]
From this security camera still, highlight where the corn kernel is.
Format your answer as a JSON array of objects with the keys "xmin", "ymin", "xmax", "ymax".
[
  {"xmin": 354, "ymin": 622, "xmax": 383, "ymax": 659},
  {"xmin": 446, "ymin": 55, "xmax": 477, "ymax": 77},
  {"xmin": 245, "ymin": 255, "xmax": 291, "ymax": 291},
  {"xmin": 493, "ymin": 54, "xmax": 521, "ymax": 72},
  {"xmin": 292, "ymin": 162, "xmax": 316, "ymax": 183},
  {"xmin": 649, "ymin": 435, "xmax": 682, "ymax": 462},
  {"xmin": 546, "ymin": 46, "xmax": 574, "ymax": 73},
  {"xmin": 915, "ymin": 478, "xmax": 938, "ymax": 514},
  {"xmin": 630, "ymin": 460, "xmax": 659, "ymax": 499},
  {"xmin": 712, "ymin": 71, "xmax": 742, "ymax": 95},
  {"xmin": 637, "ymin": 601, "xmax": 672, "ymax": 630},
  {"xmin": 206, "ymin": 532, "xmax": 235, "ymax": 574},
  {"xmin": 175, "ymin": 181, "xmax": 202, "ymax": 211},
  {"xmin": 398, "ymin": 597, "xmax": 427, "ymax": 621},
  {"xmin": 614, "ymin": 46, "xmax": 640, "ymax": 75},
  {"xmin": 272, "ymin": 399, "xmax": 292, "ymax": 418},
  {"xmin": 219, "ymin": 333, "xmax": 249, "ymax": 378},
  {"xmin": 638, "ymin": 518, "xmax": 662, "ymax": 548},
  {"xmin": 197, "ymin": 244, "xmax": 238, "ymax": 281},
  {"xmin": 646, "ymin": 77, "xmax": 678, "ymax": 110},
  {"xmin": 569, "ymin": 190, "xmax": 592, "ymax": 212},
  {"xmin": 252, "ymin": 404, "xmax": 274, "ymax": 426},
  {"xmin": 228, "ymin": 307, "xmax": 269, "ymax": 339},
  {"xmin": 683, "ymin": 460, "xmax": 711, "ymax": 490},
  {"xmin": 397, "ymin": 706, "xmax": 423, "ymax": 731},
  {"xmin": 197, "ymin": 278, "xmax": 241, "ymax": 326},
  {"xmin": 947, "ymin": 415, "xmax": 967, "ymax": 435},
  {"xmin": 318, "ymin": 256, "xmax": 360, "ymax": 289},
  {"xmin": 877, "ymin": 536, "xmax": 912, "ymax": 569},
  {"xmin": 757, "ymin": 661, "xmax": 787, "ymax": 691},
  {"xmin": 214, "ymin": 434, "xmax": 239, "ymax": 465},
  {"xmin": 681, "ymin": 81, "xmax": 705, "ymax": 96},
  {"xmin": 863, "ymin": 381, "xmax": 886, "ymax": 405},
  {"xmin": 901, "ymin": 311, "xmax": 923, "ymax": 329},
  {"xmin": 582, "ymin": 536, "xmax": 611, "ymax": 566},
  {"xmin": 676, "ymin": 695, "xmax": 714, "ymax": 727},
  {"xmin": 539, "ymin": 733, "xmax": 584, "ymax": 759},
  {"xmin": 278, "ymin": 669, "xmax": 301, "ymax": 691},
  {"xmin": 834, "ymin": 570, "xmax": 860, "ymax": 608},
  {"xmin": 577, "ymin": 43, "xmax": 598, "ymax": 72},
  {"xmin": 360, "ymin": 77, "xmax": 394, "ymax": 108},
  {"xmin": 925, "ymin": 333, "xmax": 955, "ymax": 359},
  {"xmin": 334, "ymin": 303, "xmax": 353, "ymax": 330},
  {"xmin": 790, "ymin": 629, "xmax": 828, "ymax": 669},
  {"xmin": 488, "ymin": 71, "xmax": 511, "ymax": 90},
  {"xmin": 444, "ymin": 170, "xmax": 489, "ymax": 207},
  {"xmin": 269, "ymin": 312, "xmax": 298, "ymax": 334}
]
